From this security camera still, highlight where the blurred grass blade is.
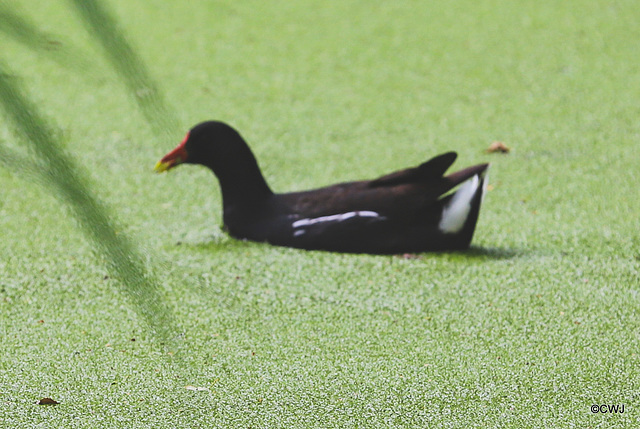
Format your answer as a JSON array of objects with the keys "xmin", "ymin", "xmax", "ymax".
[
  {"xmin": 0, "ymin": 142, "xmax": 47, "ymax": 180},
  {"xmin": 0, "ymin": 2, "xmax": 95, "ymax": 76},
  {"xmin": 0, "ymin": 61, "xmax": 175, "ymax": 340},
  {"xmin": 68, "ymin": 0, "xmax": 179, "ymax": 140}
]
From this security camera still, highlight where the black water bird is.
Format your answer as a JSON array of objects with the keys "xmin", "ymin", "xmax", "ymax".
[{"xmin": 155, "ymin": 121, "xmax": 489, "ymax": 254}]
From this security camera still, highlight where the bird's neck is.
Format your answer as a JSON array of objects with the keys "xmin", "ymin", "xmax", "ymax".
[{"xmin": 213, "ymin": 158, "xmax": 273, "ymax": 208}]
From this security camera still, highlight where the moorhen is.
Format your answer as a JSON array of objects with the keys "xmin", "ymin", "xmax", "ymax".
[{"xmin": 155, "ymin": 121, "xmax": 489, "ymax": 254}]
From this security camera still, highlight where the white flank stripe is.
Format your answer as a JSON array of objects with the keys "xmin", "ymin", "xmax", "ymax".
[
  {"xmin": 439, "ymin": 175, "xmax": 480, "ymax": 234},
  {"xmin": 292, "ymin": 210, "xmax": 381, "ymax": 228}
]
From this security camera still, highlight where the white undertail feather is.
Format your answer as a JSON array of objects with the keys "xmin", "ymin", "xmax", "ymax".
[{"xmin": 439, "ymin": 174, "xmax": 481, "ymax": 234}]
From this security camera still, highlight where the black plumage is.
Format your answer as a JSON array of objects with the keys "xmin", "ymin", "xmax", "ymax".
[{"xmin": 155, "ymin": 121, "xmax": 489, "ymax": 254}]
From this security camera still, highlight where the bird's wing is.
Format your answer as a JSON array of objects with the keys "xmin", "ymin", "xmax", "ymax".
[{"xmin": 368, "ymin": 152, "xmax": 457, "ymax": 188}]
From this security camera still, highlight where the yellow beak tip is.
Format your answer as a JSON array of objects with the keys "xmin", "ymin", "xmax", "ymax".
[{"xmin": 154, "ymin": 161, "xmax": 170, "ymax": 173}]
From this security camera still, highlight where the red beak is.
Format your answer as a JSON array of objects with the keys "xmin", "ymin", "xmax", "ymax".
[{"xmin": 154, "ymin": 132, "xmax": 189, "ymax": 172}]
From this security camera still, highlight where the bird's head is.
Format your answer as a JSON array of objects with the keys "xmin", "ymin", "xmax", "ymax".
[{"xmin": 154, "ymin": 121, "xmax": 247, "ymax": 173}]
